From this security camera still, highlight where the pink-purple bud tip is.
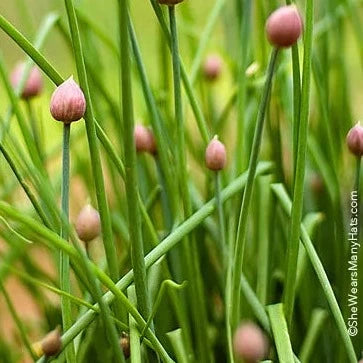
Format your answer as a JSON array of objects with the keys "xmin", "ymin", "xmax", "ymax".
[
  {"xmin": 266, "ymin": 5, "xmax": 303, "ymax": 48},
  {"xmin": 233, "ymin": 322, "xmax": 268, "ymax": 362},
  {"xmin": 205, "ymin": 138, "xmax": 227, "ymax": 171},
  {"xmin": 75, "ymin": 205, "xmax": 101, "ymax": 243},
  {"xmin": 11, "ymin": 63, "xmax": 43, "ymax": 100},
  {"xmin": 346, "ymin": 123, "xmax": 363, "ymax": 157},
  {"xmin": 203, "ymin": 55, "xmax": 223, "ymax": 81},
  {"xmin": 50, "ymin": 77, "xmax": 86, "ymax": 123},
  {"xmin": 134, "ymin": 124, "xmax": 157, "ymax": 155}
]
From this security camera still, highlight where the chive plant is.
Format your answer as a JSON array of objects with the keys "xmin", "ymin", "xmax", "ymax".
[{"xmin": 0, "ymin": 0, "xmax": 362, "ymax": 362}]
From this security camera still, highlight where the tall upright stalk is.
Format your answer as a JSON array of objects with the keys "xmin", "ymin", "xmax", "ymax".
[
  {"xmin": 286, "ymin": 0, "xmax": 302, "ymax": 181},
  {"xmin": 215, "ymin": 172, "xmax": 227, "ymax": 267},
  {"xmin": 283, "ymin": 0, "xmax": 314, "ymax": 326},
  {"xmin": 235, "ymin": 0, "xmax": 252, "ymax": 175},
  {"xmin": 62, "ymin": 0, "xmax": 123, "ymax": 317},
  {"xmin": 60, "ymin": 123, "xmax": 76, "ymax": 362},
  {"xmin": 230, "ymin": 48, "xmax": 279, "ymax": 330},
  {"xmin": 168, "ymin": 6, "xmax": 211, "ymax": 362},
  {"xmin": 118, "ymin": 0, "xmax": 150, "ymax": 322}
]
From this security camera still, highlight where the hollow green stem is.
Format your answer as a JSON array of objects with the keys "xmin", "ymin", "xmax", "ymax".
[
  {"xmin": 118, "ymin": 0, "xmax": 150, "ymax": 322},
  {"xmin": 283, "ymin": 0, "xmax": 314, "ymax": 326},
  {"xmin": 150, "ymin": 0, "xmax": 210, "ymax": 145},
  {"xmin": 127, "ymin": 286, "xmax": 142, "ymax": 363},
  {"xmin": 62, "ymin": 0, "xmax": 122, "ymax": 316},
  {"xmin": 128, "ymin": 20, "xmax": 179, "ymax": 221},
  {"xmin": 267, "ymin": 304, "xmax": 295, "ymax": 363},
  {"xmin": 215, "ymin": 172, "xmax": 227, "ymax": 267},
  {"xmin": 285, "ymin": 1, "xmax": 302, "ymax": 182},
  {"xmin": 230, "ymin": 48, "xmax": 279, "ymax": 330},
  {"xmin": 235, "ymin": 0, "xmax": 252, "ymax": 175},
  {"xmin": 256, "ymin": 175, "xmax": 272, "ymax": 305},
  {"xmin": 60, "ymin": 123, "xmax": 76, "ymax": 362},
  {"xmin": 169, "ymin": 5, "xmax": 210, "ymax": 361}
]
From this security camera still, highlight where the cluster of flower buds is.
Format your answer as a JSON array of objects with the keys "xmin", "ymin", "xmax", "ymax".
[
  {"xmin": 203, "ymin": 54, "xmax": 223, "ymax": 81},
  {"xmin": 346, "ymin": 122, "xmax": 363, "ymax": 157},
  {"xmin": 233, "ymin": 322, "xmax": 268, "ymax": 362},
  {"xmin": 205, "ymin": 136, "xmax": 227, "ymax": 171},
  {"xmin": 75, "ymin": 204, "xmax": 101, "ymax": 243},
  {"xmin": 33, "ymin": 327, "xmax": 62, "ymax": 357},
  {"xmin": 134, "ymin": 124, "xmax": 157, "ymax": 155},
  {"xmin": 266, "ymin": 5, "xmax": 303, "ymax": 48},
  {"xmin": 50, "ymin": 77, "xmax": 86, "ymax": 123},
  {"xmin": 11, "ymin": 62, "xmax": 43, "ymax": 100}
]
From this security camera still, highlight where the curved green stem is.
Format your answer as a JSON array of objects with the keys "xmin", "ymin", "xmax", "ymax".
[
  {"xmin": 283, "ymin": 0, "xmax": 314, "ymax": 326},
  {"xmin": 230, "ymin": 48, "xmax": 279, "ymax": 330},
  {"xmin": 118, "ymin": 0, "xmax": 150, "ymax": 322},
  {"xmin": 169, "ymin": 6, "xmax": 210, "ymax": 361}
]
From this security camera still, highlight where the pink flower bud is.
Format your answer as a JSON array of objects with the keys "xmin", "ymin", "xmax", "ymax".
[
  {"xmin": 346, "ymin": 123, "xmax": 363, "ymax": 157},
  {"xmin": 205, "ymin": 137, "xmax": 227, "ymax": 171},
  {"xmin": 158, "ymin": 0, "xmax": 184, "ymax": 5},
  {"xmin": 50, "ymin": 77, "xmax": 86, "ymax": 123},
  {"xmin": 134, "ymin": 124, "xmax": 157, "ymax": 154},
  {"xmin": 233, "ymin": 322, "xmax": 268, "ymax": 362},
  {"xmin": 203, "ymin": 55, "xmax": 223, "ymax": 81},
  {"xmin": 11, "ymin": 63, "xmax": 43, "ymax": 99},
  {"xmin": 75, "ymin": 204, "xmax": 101, "ymax": 243},
  {"xmin": 41, "ymin": 328, "xmax": 62, "ymax": 357},
  {"xmin": 266, "ymin": 5, "xmax": 303, "ymax": 48}
]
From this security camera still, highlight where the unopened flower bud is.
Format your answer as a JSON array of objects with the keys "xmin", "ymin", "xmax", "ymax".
[
  {"xmin": 346, "ymin": 122, "xmax": 363, "ymax": 157},
  {"xmin": 120, "ymin": 333, "xmax": 130, "ymax": 359},
  {"xmin": 266, "ymin": 5, "xmax": 303, "ymax": 48},
  {"xmin": 50, "ymin": 77, "xmax": 86, "ymax": 123},
  {"xmin": 233, "ymin": 322, "xmax": 268, "ymax": 362},
  {"xmin": 203, "ymin": 55, "xmax": 222, "ymax": 81},
  {"xmin": 11, "ymin": 63, "xmax": 43, "ymax": 99},
  {"xmin": 75, "ymin": 204, "xmax": 101, "ymax": 243},
  {"xmin": 32, "ymin": 328, "xmax": 62, "ymax": 357},
  {"xmin": 158, "ymin": 0, "xmax": 184, "ymax": 5},
  {"xmin": 134, "ymin": 124, "xmax": 157, "ymax": 154},
  {"xmin": 205, "ymin": 137, "xmax": 227, "ymax": 171}
]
